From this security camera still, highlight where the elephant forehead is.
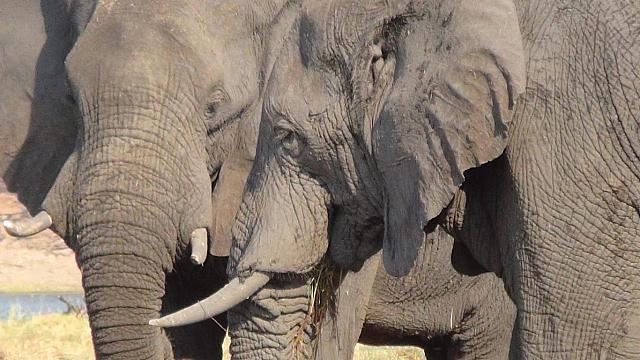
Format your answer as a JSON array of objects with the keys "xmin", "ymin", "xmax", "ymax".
[
  {"xmin": 264, "ymin": 70, "xmax": 332, "ymax": 128},
  {"xmin": 76, "ymin": 1, "xmax": 227, "ymax": 66},
  {"xmin": 299, "ymin": 0, "xmax": 407, "ymax": 67}
]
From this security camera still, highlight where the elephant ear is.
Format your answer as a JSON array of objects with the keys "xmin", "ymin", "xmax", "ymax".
[
  {"xmin": 210, "ymin": 157, "xmax": 253, "ymax": 256},
  {"xmin": 371, "ymin": 0, "xmax": 526, "ymax": 276}
]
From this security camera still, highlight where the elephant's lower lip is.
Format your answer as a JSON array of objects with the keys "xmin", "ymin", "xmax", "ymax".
[{"xmin": 233, "ymin": 278, "xmax": 312, "ymax": 320}]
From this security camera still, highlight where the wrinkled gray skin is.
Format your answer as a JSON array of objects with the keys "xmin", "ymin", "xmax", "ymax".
[
  {"xmin": 226, "ymin": 222, "xmax": 514, "ymax": 359},
  {"xmin": 1, "ymin": 0, "xmax": 300, "ymax": 358},
  {"xmin": 361, "ymin": 229, "xmax": 514, "ymax": 359},
  {"xmin": 0, "ymin": 0, "xmax": 76, "ymax": 210},
  {"xmin": 222, "ymin": 0, "xmax": 640, "ymax": 358},
  {"xmin": 316, "ymin": 225, "xmax": 515, "ymax": 360}
]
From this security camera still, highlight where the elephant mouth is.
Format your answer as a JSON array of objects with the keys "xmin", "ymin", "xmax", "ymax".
[
  {"xmin": 149, "ymin": 271, "xmax": 272, "ymax": 327},
  {"xmin": 149, "ymin": 258, "xmax": 340, "ymax": 327},
  {"xmin": 241, "ymin": 274, "xmax": 313, "ymax": 320},
  {"xmin": 225, "ymin": 264, "xmax": 341, "ymax": 359},
  {"xmin": 226, "ymin": 275, "xmax": 316, "ymax": 359}
]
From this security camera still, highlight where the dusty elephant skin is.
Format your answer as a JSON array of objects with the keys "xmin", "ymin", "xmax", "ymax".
[
  {"xmin": 361, "ymin": 227, "xmax": 515, "ymax": 359},
  {"xmin": 1, "ymin": 0, "xmax": 301, "ymax": 359},
  {"xmin": 311, "ymin": 225, "xmax": 516, "ymax": 360},
  {"xmin": 167, "ymin": 0, "xmax": 640, "ymax": 358},
  {"xmin": 222, "ymin": 225, "xmax": 514, "ymax": 360}
]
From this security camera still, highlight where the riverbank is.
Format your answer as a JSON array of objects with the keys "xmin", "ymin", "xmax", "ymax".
[
  {"xmin": 0, "ymin": 192, "xmax": 82, "ymax": 294},
  {"xmin": 0, "ymin": 313, "xmax": 423, "ymax": 360}
]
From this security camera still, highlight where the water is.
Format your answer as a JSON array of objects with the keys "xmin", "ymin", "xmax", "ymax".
[{"xmin": 0, "ymin": 292, "xmax": 85, "ymax": 320}]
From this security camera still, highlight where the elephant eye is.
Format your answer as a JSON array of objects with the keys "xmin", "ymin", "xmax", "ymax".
[
  {"xmin": 274, "ymin": 126, "xmax": 302, "ymax": 157},
  {"xmin": 204, "ymin": 88, "xmax": 227, "ymax": 120},
  {"xmin": 205, "ymin": 103, "xmax": 217, "ymax": 117}
]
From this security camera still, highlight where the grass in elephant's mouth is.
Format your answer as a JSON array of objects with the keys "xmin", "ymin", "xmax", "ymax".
[
  {"xmin": 286, "ymin": 261, "xmax": 343, "ymax": 358},
  {"xmin": 306, "ymin": 261, "xmax": 342, "ymax": 325}
]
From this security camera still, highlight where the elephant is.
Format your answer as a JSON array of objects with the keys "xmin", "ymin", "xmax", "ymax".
[
  {"xmin": 279, "ymin": 224, "xmax": 515, "ymax": 360},
  {"xmin": 157, "ymin": 0, "xmax": 640, "ymax": 358},
  {"xmin": 1, "ymin": 0, "xmax": 302, "ymax": 358},
  {"xmin": 359, "ymin": 229, "xmax": 514, "ymax": 360},
  {"xmin": 2, "ymin": 2, "xmax": 514, "ymax": 358},
  {"xmin": 0, "ymin": 0, "xmax": 77, "ymax": 211}
]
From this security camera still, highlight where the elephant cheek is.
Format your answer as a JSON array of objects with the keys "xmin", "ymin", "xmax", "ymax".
[
  {"xmin": 328, "ymin": 209, "xmax": 384, "ymax": 271},
  {"xmin": 233, "ymin": 209, "xmax": 330, "ymax": 276},
  {"xmin": 229, "ymin": 164, "xmax": 331, "ymax": 277}
]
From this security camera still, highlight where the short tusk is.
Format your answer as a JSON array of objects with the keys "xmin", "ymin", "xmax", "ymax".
[
  {"xmin": 3, "ymin": 211, "xmax": 52, "ymax": 237},
  {"xmin": 189, "ymin": 228, "xmax": 208, "ymax": 265},
  {"xmin": 149, "ymin": 271, "xmax": 271, "ymax": 328}
]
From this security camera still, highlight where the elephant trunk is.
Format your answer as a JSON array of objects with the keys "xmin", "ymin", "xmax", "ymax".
[
  {"xmin": 74, "ymin": 162, "xmax": 177, "ymax": 359},
  {"xmin": 81, "ymin": 252, "xmax": 170, "ymax": 359},
  {"xmin": 71, "ymin": 101, "xmax": 212, "ymax": 358},
  {"xmin": 226, "ymin": 158, "xmax": 329, "ymax": 358},
  {"xmin": 227, "ymin": 276, "xmax": 315, "ymax": 360}
]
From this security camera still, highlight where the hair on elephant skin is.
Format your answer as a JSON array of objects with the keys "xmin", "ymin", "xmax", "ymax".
[
  {"xmin": 1, "ymin": 0, "xmax": 303, "ymax": 359},
  {"xmin": 168, "ymin": 0, "xmax": 640, "ymax": 358}
]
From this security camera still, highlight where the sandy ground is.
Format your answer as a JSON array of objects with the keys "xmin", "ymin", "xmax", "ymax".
[{"xmin": 0, "ymin": 184, "xmax": 82, "ymax": 293}]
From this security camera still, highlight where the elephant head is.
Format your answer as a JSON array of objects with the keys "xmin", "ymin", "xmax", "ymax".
[
  {"xmin": 3, "ymin": 0, "xmax": 301, "ymax": 358},
  {"xmin": 153, "ymin": 0, "xmax": 525, "ymax": 357},
  {"xmin": 228, "ymin": 0, "xmax": 524, "ymax": 272}
]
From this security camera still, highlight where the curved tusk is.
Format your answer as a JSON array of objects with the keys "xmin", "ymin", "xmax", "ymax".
[
  {"xmin": 149, "ymin": 271, "xmax": 271, "ymax": 328},
  {"xmin": 3, "ymin": 211, "xmax": 52, "ymax": 237},
  {"xmin": 189, "ymin": 228, "xmax": 208, "ymax": 265}
]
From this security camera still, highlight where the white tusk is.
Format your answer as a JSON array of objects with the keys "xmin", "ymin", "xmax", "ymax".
[
  {"xmin": 149, "ymin": 272, "xmax": 271, "ymax": 328},
  {"xmin": 189, "ymin": 228, "xmax": 208, "ymax": 265},
  {"xmin": 3, "ymin": 211, "xmax": 52, "ymax": 237}
]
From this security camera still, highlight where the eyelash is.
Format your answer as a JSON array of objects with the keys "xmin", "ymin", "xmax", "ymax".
[
  {"xmin": 274, "ymin": 126, "xmax": 293, "ymax": 142},
  {"xmin": 274, "ymin": 123, "xmax": 304, "ymax": 157}
]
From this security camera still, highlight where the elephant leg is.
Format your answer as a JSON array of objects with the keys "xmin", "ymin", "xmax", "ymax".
[
  {"xmin": 420, "ymin": 271, "xmax": 514, "ymax": 360},
  {"xmin": 448, "ymin": 282, "xmax": 514, "ymax": 360},
  {"xmin": 162, "ymin": 256, "xmax": 228, "ymax": 360}
]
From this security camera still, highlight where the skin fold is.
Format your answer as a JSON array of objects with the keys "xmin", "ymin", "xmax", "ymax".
[
  {"xmin": 312, "ymin": 225, "xmax": 515, "ymax": 360},
  {"xmin": 170, "ymin": 0, "xmax": 640, "ymax": 358},
  {"xmin": 1, "ymin": 0, "xmax": 301, "ymax": 358}
]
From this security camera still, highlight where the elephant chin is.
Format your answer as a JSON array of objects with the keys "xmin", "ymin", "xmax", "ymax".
[{"xmin": 149, "ymin": 271, "xmax": 271, "ymax": 327}]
